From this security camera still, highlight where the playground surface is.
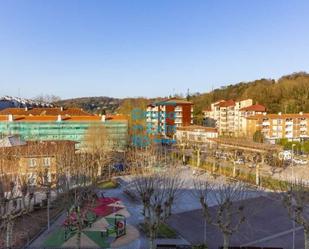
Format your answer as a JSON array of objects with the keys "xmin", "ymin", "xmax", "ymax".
[{"xmin": 38, "ymin": 197, "xmax": 139, "ymax": 249}]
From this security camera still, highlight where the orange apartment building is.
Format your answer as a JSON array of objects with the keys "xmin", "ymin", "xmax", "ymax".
[{"xmin": 246, "ymin": 112, "xmax": 309, "ymax": 143}]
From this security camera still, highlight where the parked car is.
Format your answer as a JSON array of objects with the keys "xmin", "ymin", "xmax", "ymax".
[
  {"xmin": 248, "ymin": 163, "xmax": 256, "ymax": 168},
  {"xmin": 235, "ymin": 159, "xmax": 245, "ymax": 165}
]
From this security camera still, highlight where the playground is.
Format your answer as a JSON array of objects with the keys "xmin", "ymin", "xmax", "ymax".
[{"xmin": 42, "ymin": 196, "xmax": 139, "ymax": 248}]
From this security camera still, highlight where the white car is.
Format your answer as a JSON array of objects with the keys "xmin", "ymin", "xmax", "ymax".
[
  {"xmin": 299, "ymin": 159, "xmax": 308, "ymax": 165},
  {"xmin": 235, "ymin": 159, "xmax": 245, "ymax": 165}
]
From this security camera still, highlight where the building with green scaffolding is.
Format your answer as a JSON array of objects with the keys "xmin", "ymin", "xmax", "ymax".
[{"xmin": 0, "ymin": 114, "xmax": 128, "ymax": 149}]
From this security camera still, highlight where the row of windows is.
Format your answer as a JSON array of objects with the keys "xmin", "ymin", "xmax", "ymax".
[{"xmin": 29, "ymin": 157, "xmax": 51, "ymax": 167}]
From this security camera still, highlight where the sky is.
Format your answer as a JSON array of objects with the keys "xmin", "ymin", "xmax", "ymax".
[{"xmin": 0, "ymin": 0, "xmax": 309, "ymax": 99}]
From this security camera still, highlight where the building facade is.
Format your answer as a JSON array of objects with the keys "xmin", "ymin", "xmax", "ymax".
[
  {"xmin": 146, "ymin": 98, "xmax": 193, "ymax": 137},
  {"xmin": 0, "ymin": 108, "xmax": 128, "ymax": 149},
  {"xmin": 203, "ymin": 99, "xmax": 266, "ymax": 136},
  {"xmin": 0, "ymin": 140, "xmax": 76, "ymax": 185},
  {"xmin": 175, "ymin": 125, "xmax": 218, "ymax": 144},
  {"xmin": 246, "ymin": 113, "xmax": 309, "ymax": 143}
]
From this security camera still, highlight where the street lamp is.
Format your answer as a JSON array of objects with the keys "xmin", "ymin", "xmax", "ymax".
[
  {"xmin": 291, "ymin": 143, "xmax": 296, "ymax": 249},
  {"xmin": 291, "ymin": 144, "xmax": 296, "ymax": 180}
]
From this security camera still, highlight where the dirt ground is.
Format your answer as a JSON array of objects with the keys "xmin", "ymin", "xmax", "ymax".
[{"xmin": 0, "ymin": 201, "xmax": 63, "ymax": 249}]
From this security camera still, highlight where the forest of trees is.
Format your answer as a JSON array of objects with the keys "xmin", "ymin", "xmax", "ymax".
[
  {"xmin": 54, "ymin": 72, "xmax": 309, "ymax": 121},
  {"xmin": 191, "ymin": 72, "xmax": 309, "ymax": 123}
]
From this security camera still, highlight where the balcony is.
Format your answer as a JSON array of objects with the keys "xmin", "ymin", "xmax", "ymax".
[
  {"xmin": 175, "ymin": 107, "xmax": 182, "ymax": 112},
  {"xmin": 300, "ymin": 127, "xmax": 307, "ymax": 131}
]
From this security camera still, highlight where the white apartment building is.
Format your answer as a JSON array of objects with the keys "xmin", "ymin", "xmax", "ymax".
[
  {"xmin": 203, "ymin": 99, "xmax": 266, "ymax": 136},
  {"xmin": 146, "ymin": 98, "xmax": 193, "ymax": 137}
]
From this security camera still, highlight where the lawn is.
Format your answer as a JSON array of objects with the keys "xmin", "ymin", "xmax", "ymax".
[
  {"xmin": 140, "ymin": 222, "xmax": 178, "ymax": 239},
  {"xmin": 97, "ymin": 180, "xmax": 118, "ymax": 189}
]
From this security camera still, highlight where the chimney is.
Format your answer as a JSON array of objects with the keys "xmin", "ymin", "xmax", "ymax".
[
  {"xmin": 101, "ymin": 114, "xmax": 106, "ymax": 122},
  {"xmin": 60, "ymin": 106, "xmax": 63, "ymax": 111},
  {"xmin": 8, "ymin": 114, "xmax": 13, "ymax": 122},
  {"xmin": 57, "ymin": 115, "xmax": 62, "ymax": 122},
  {"xmin": 278, "ymin": 112, "xmax": 282, "ymax": 116}
]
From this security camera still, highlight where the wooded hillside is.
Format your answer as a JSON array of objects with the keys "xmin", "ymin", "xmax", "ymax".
[
  {"xmin": 55, "ymin": 72, "xmax": 309, "ymax": 119},
  {"xmin": 191, "ymin": 72, "xmax": 309, "ymax": 122}
]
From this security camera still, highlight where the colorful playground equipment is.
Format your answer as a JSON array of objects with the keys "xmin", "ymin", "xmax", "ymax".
[
  {"xmin": 63, "ymin": 205, "xmax": 97, "ymax": 241},
  {"xmin": 101, "ymin": 213, "xmax": 126, "ymax": 239},
  {"xmin": 62, "ymin": 197, "xmax": 126, "ymax": 242}
]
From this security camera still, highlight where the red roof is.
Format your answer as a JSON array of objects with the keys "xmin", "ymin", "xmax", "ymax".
[
  {"xmin": 240, "ymin": 104, "xmax": 266, "ymax": 112},
  {"xmin": 0, "ymin": 114, "xmax": 128, "ymax": 122},
  {"xmin": 219, "ymin": 100, "xmax": 235, "ymax": 108},
  {"xmin": 0, "ymin": 107, "xmax": 93, "ymax": 116}
]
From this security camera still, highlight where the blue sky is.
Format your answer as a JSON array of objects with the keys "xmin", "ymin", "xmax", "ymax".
[{"xmin": 0, "ymin": 0, "xmax": 309, "ymax": 99}]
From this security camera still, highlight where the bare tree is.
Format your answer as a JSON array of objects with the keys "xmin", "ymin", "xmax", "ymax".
[
  {"xmin": 83, "ymin": 123, "xmax": 116, "ymax": 182},
  {"xmin": 0, "ymin": 174, "xmax": 34, "ymax": 248},
  {"xmin": 33, "ymin": 94, "xmax": 61, "ymax": 103},
  {"xmin": 194, "ymin": 179, "xmax": 248, "ymax": 249},
  {"xmin": 128, "ymin": 169, "xmax": 183, "ymax": 249},
  {"xmin": 279, "ymin": 180, "xmax": 309, "ymax": 249}
]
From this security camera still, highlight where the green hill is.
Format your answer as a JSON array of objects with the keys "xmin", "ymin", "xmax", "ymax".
[
  {"xmin": 190, "ymin": 72, "xmax": 309, "ymax": 123},
  {"xmin": 55, "ymin": 72, "xmax": 309, "ymax": 122}
]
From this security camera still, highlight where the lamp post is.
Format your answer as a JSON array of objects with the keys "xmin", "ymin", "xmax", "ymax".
[
  {"xmin": 292, "ymin": 144, "xmax": 296, "ymax": 180},
  {"xmin": 291, "ymin": 143, "xmax": 296, "ymax": 249}
]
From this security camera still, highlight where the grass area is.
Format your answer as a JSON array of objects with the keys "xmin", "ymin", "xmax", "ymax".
[
  {"xmin": 43, "ymin": 228, "xmax": 67, "ymax": 248},
  {"xmin": 193, "ymin": 245, "xmax": 208, "ymax": 249},
  {"xmin": 140, "ymin": 222, "xmax": 178, "ymax": 239},
  {"xmin": 97, "ymin": 180, "xmax": 118, "ymax": 189}
]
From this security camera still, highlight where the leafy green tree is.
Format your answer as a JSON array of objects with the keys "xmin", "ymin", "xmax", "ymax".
[{"xmin": 253, "ymin": 130, "xmax": 264, "ymax": 143}]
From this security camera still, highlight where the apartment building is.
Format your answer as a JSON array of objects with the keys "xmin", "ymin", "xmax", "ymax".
[
  {"xmin": 0, "ymin": 107, "xmax": 128, "ymax": 149},
  {"xmin": 146, "ymin": 98, "xmax": 193, "ymax": 137},
  {"xmin": 0, "ymin": 140, "xmax": 76, "ymax": 185},
  {"xmin": 247, "ymin": 112, "xmax": 309, "ymax": 143},
  {"xmin": 203, "ymin": 99, "xmax": 266, "ymax": 136}
]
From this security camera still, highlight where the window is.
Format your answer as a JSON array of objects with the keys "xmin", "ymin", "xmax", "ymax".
[
  {"xmin": 43, "ymin": 157, "xmax": 51, "ymax": 167},
  {"xmin": 29, "ymin": 158, "xmax": 37, "ymax": 167}
]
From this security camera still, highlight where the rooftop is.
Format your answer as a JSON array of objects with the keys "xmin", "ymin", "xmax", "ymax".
[
  {"xmin": 209, "ymin": 137, "xmax": 282, "ymax": 152},
  {"xmin": 218, "ymin": 99, "xmax": 235, "ymax": 108},
  {"xmin": 247, "ymin": 113, "xmax": 309, "ymax": 120},
  {"xmin": 0, "ymin": 140, "xmax": 77, "ymax": 156},
  {"xmin": 0, "ymin": 107, "xmax": 94, "ymax": 116},
  {"xmin": 239, "ymin": 104, "xmax": 266, "ymax": 112},
  {"xmin": 149, "ymin": 98, "xmax": 193, "ymax": 106},
  {"xmin": 0, "ymin": 114, "xmax": 128, "ymax": 122}
]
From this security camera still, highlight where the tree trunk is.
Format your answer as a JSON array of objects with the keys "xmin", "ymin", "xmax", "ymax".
[
  {"xmin": 233, "ymin": 163, "xmax": 236, "ymax": 178},
  {"xmin": 255, "ymin": 164, "xmax": 260, "ymax": 186},
  {"xmin": 149, "ymin": 238, "xmax": 156, "ymax": 249},
  {"xmin": 305, "ymin": 229, "xmax": 309, "ymax": 249},
  {"xmin": 6, "ymin": 219, "xmax": 13, "ymax": 249},
  {"xmin": 223, "ymin": 233, "xmax": 230, "ymax": 249},
  {"xmin": 149, "ymin": 231, "xmax": 156, "ymax": 249},
  {"xmin": 197, "ymin": 149, "xmax": 200, "ymax": 167}
]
